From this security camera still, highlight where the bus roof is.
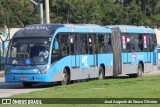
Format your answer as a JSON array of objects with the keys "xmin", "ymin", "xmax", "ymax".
[
  {"xmin": 13, "ymin": 24, "xmax": 109, "ymax": 38},
  {"xmin": 105, "ymin": 25, "xmax": 155, "ymax": 34}
]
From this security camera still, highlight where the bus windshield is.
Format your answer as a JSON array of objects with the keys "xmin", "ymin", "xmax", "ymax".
[{"xmin": 6, "ymin": 37, "xmax": 51, "ymax": 66}]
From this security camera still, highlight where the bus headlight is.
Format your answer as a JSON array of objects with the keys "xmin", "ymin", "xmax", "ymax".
[
  {"xmin": 39, "ymin": 66, "xmax": 48, "ymax": 74},
  {"xmin": 5, "ymin": 68, "xmax": 11, "ymax": 74}
]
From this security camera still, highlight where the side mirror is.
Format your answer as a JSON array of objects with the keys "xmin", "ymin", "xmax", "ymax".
[
  {"xmin": 2, "ymin": 41, "xmax": 7, "ymax": 50},
  {"xmin": 54, "ymin": 40, "xmax": 59, "ymax": 50}
]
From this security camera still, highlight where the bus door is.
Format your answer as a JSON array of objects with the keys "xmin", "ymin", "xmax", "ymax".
[
  {"xmin": 80, "ymin": 34, "xmax": 90, "ymax": 69},
  {"xmin": 88, "ymin": 34, "xmax": 96, "ymax": 67},
  {"xmin": 69, "ymin": 33, "xmax": 80, "ymax": 69}
]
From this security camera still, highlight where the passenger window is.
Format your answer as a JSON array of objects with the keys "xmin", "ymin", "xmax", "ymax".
[
  {"xmin": 149, "ymin": 34, "xmax": 157, "ymax": 52},
  {"xmin": 81, "ymin": 34, "xmax": 88, "ymax": 54},
  {"xmin": 122, "ymin": 33, "xmax": 132, "ymax": 52},
  {"xmin": 143, "ymin": 35, "xmax": 149, "ymax": 52},
  {"xmin": 126, "ymin": 37, "xmax": 131, "ymax": 52},
  {"xmin": 88, "ymin": 35, "xmax": 93, "ymax": 54},
  {"xmin": 60, "ymin": 34, "xmax": 69, "ymax": 56},
  {"xmin": 98, "ymin": 34, "xmax": 104, "ymax": 53},
  {"xmin": 103, "ymin": 34, "xmax": 112, "ymax": 53},
  {"xmin": 130, "ymin": 34, "xmax": 135, "ymax": 52},
  {"xmin": 135, "ymin": 34, "xmax": 143, "ymax": 52},
  {"xmin": 69, "ymin": 34, "xmax": 75, "ymax": 55},
  {"xmin": 52, "ymin": 38, "xmax": 59, "ymax": 55}
]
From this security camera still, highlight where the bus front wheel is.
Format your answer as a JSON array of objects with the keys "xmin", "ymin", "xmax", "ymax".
[
  {"xmin": 98, "ymin": 66, "xmax": 105, "ymax": 80},
  {"xmin": 61, "ymin": 69, "xmax": 70, "ymax": 85},
  {"xmin": 23, "ymin": 82, "xmax": 32, "ymax": 88}
]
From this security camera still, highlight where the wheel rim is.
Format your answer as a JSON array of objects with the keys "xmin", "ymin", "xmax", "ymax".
[
  {"xmin": 99, "ymin": 71, "xmax": 102, "ymax": 79},
  {"xmin": 99, "ymin": 67, "xmax": 104, "ymax": 80},
  {"xmin": 138, "ymin": 66, "xmax": 142, "ymax": 76},
  {"xmin": 62, "ymin": 71, "xmax": 68, "ymax": 84}
]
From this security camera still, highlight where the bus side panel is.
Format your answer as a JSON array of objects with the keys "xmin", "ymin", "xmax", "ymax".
[
  {"xmin": 51, "ymin": 56, "xmax": 72, "ymax": 81},
  {"xmin": 122, "ymin": 53, "xmax": 138, "ymax": 75},
  {"xmin": 70, "ymin": 54, "xmax": 101, "ymax": 80},
  {"xmin": 122, "ymin": 64, "xmax": 138, "ymax": 75},
  {"xmin": 70, "ymin": 67, "xmax": 98, "ymax": 80},
  {"xmin": 98, "ymin": 54, "xmax": 113, "ymax": 76},
  {"xmin": 122, "ymin": 52, "xmax": 153, "ymax": 75},
  {"xmin": 136, "ymin": 52, "xmax": 152, "ymax": 72},
  {"xmin": 51, "ymin": 55, "xmax": 99, "ymax": 81}
]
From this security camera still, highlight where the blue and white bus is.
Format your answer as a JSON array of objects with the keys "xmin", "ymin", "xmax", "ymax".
[
  {"xmin": 105, "ymin": 25, "xmax": 158, "ymax": 77},
  {"xmin": 5, "ymin": 24, "xmax": 158, "ymax": 87},
  {"xmin": 5, "ymin": 24, "xmax": 113, "ymax": 87}
]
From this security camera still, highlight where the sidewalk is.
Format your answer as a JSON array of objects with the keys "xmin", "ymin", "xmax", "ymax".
[{"xmin": 143, "ymin": 70, "xmax": 160, "ymax": 76}]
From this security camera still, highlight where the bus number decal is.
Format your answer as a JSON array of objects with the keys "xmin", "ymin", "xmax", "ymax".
[{"xmin": 82, "ymin": 56, "xmax": 88, "ymax": 67}]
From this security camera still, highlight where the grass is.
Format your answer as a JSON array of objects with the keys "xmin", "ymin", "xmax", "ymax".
[{"xmin": 1, "ymin": 76, "xmax": 160, "ymax": 107}]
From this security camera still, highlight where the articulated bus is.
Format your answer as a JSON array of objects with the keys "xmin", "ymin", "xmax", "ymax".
[
  {"xmin": 105, "ymin": 25, "xmax": 158, "ymax": 77},
  {"xmin": 5, "ymin": 24, "xmax": 157, "ymax": 87}
]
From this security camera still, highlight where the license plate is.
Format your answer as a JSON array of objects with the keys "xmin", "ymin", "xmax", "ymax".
[{"xmin": 20, "ymin": 77, "xmax": 28, "ymax": 81}]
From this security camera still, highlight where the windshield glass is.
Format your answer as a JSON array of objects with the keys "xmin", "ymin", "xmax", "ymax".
[{"xmin": 6, "ymin": 37, "xmax": 51, "ymax": 66}]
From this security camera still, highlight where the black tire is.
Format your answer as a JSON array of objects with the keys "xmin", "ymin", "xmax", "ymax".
[
  {"xmin": 137, "ymin": 63, "xmax": 143, "ymax": 77},
  {"xmin": 98, "ymin": 66, "xmax": 105, "ymax": 80},
  {"xmin": 61, "ymin": 69, "xmax": 70, "ymax": 85},
  {"xmin": 129, "ymin": 74, "xmax": 137, "ymax": 78},
  {"xmin": 23, "ymin": 82, "xmax": 32, "ymax": 88}
]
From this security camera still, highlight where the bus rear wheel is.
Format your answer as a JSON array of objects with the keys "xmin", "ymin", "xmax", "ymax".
[
  {"xmin": 137, "ymin": 63, "xmax": 143, "ymax": 77},
  {"xmin": 23, "ymin": 82, "xmax": 32, "ymax": 88},
  {"xmin": 98, "ymin": 66, "xmax": 105, "ymax": 80},
  {"xmin": 61, "ymin": 69, "xmax": 70, "ymax": 85},
  {"xmin": 129, "ymin": 64, "xmax": 143, "ymax": 78}
]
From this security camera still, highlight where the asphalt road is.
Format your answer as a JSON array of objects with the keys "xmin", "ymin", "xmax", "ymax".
[
  {"xmin": 0, "ymin": 77, "xmax": 55, "ymax": 98},
  {"xmin": 0, "ymin": 70, "xmax": 160, "ymax": 98}
]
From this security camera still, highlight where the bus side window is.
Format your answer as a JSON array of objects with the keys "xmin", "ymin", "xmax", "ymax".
[
  {"xmin": 126, "ymin": 37, "xmax": 131, "ymax": 52},
  {"xmin": 98, "ymin": 34, "xmax": 104, "ymax": 53},
  {"xmin": 69, "ymin": 34, "xmax": 74, "ymax": 55},
  {"xmin": 60, "ymin": 34, "xmax": 69, "ymax": 56},
  {"xmin": 130, "ymin": 34, "xmax": 135, "ymax": 52},
  {"xmin": 123, "ymin": 33, "xmax": 131, "ymax": 52},
  {"xmin": 103, "ymin": 34, "xmax": 112, "ymax": 53},
  {"xmin": 152, "ymin": 34, "xmax": 157, "ymax": 50},
  {"xmin": 135, "ymin": 34, "xmax": 143, "ymax": 52},
  {"xmin": 150, "ymin": 34, "xmax": 157, "ymax": 51},
  {"xmin": 88, "ymin": 34, "xmax": 93, "ymax": 54},
  {"xmin": 51, "ymin": 37, "xmax": 60, "ymax": 63},
  {"xmin": 122, "ymin": 33, "xmax": 135, "ymax": 52},
  {"xmin": 68, "ymin": 33, "xmax": 80, "ymax": 55},
  {"xmin": 81, "ymin": 34, "xmax": 88, "ymax": 54},
  {"xmin": 143, "ymin": 35, "xmax": 148, "ymax": 52}
]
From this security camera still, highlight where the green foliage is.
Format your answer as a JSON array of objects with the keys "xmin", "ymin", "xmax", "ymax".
[{"xmin": 0, "ymin": 0, "xmax": 160, "ymax": 28}]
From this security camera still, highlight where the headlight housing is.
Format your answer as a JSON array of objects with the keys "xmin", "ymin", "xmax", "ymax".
[{"xmin": 39, "ymin": 66, "xmax": 49, "ymax": 74}]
